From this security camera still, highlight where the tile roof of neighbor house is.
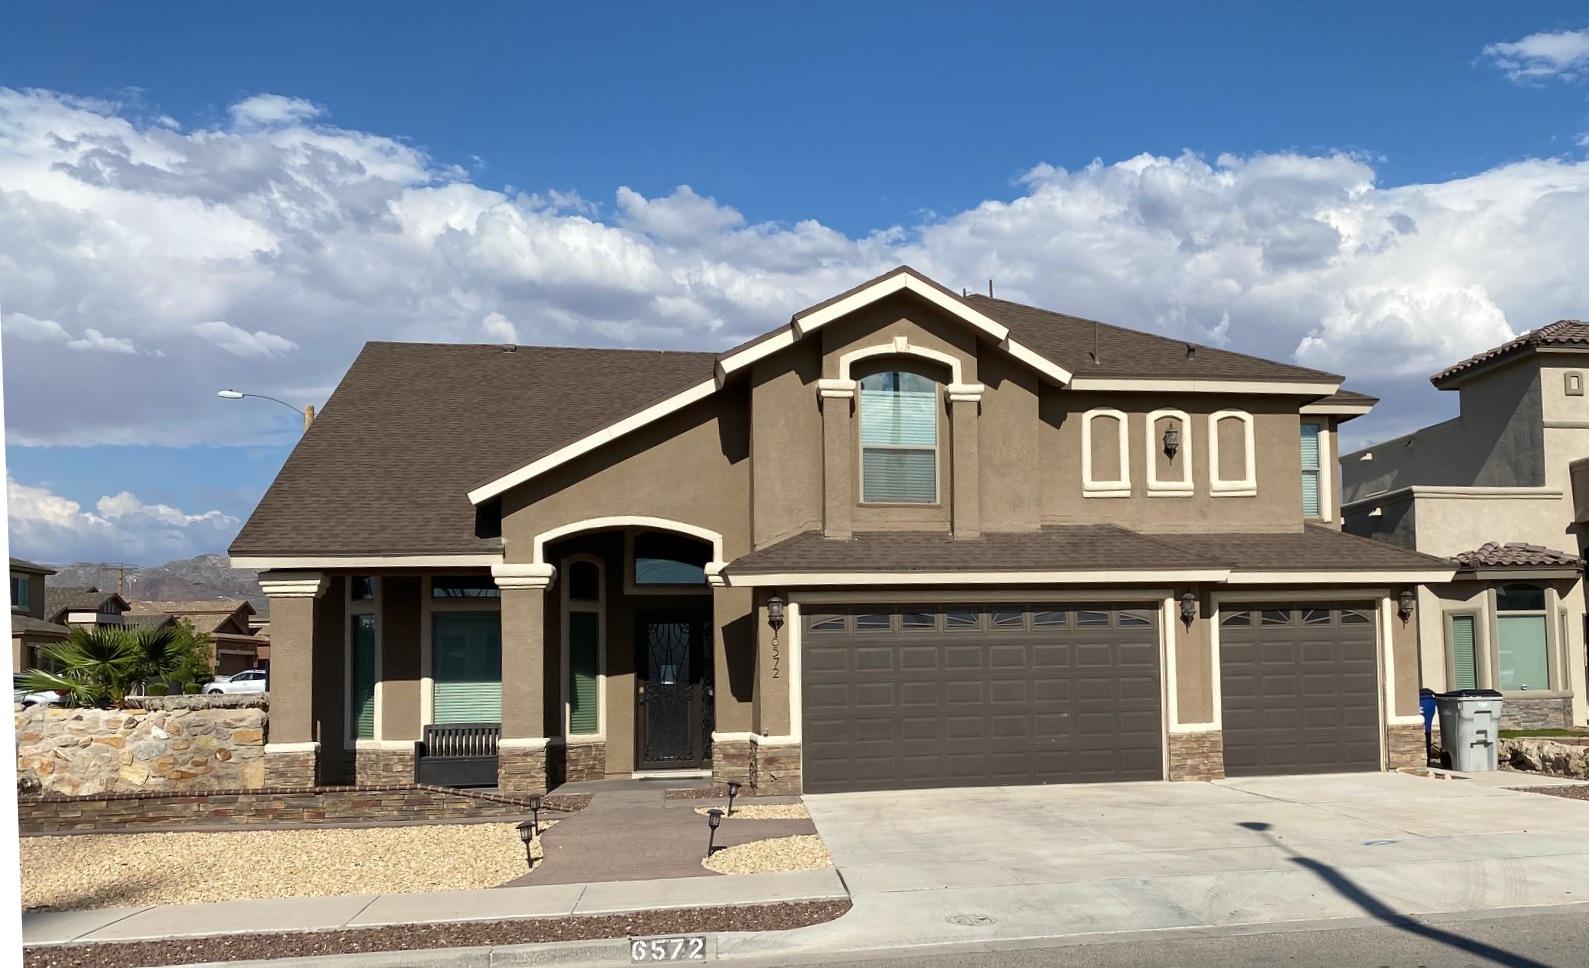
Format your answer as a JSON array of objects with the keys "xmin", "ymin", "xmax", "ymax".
[
  {"xmin": 231, "ymin": 267, "xmax": 1352, "ymax": 558},
  {"xmin": 1453, "ymin": 542, "xmax": 1584, "ymax": 571},
  {"xmin": 45, "ymin": 587, "xmax": 128, "ymax": 619},
  {"xmin": 1432, "ymin": 320, "xmax": 1589, "ymax": 386},
  {"xmin": 8, "ymin": 557, "xmax": 55, "ymax": 575},
  {"xmin": 9, "ymin": 614, "xmax": 68, "ymax": 638},
  {"xmin": 725, "ymin": 524, "xmax": 1448, "ymax": 575}
]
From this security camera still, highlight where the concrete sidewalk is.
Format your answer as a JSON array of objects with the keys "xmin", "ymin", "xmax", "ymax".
[{"xmin": 22, "ymin": 868, "xmax": 847, "ymax": 947}]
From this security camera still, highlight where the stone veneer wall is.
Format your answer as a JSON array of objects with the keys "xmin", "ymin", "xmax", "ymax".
[
  {"xmin": 1386, "ymin": 723, "xmax": 1428, "ymax": 769},
  {"xmin": 1167, "ymin": 730, "xmax": 1225, "ymax": 780},
  {"xmin": 1502, "ymin": 737, "xmax": 1589, "ymax": 778},
  {"xmin": 1498, "ymin": 696, "xmax": 1572, "ymax": 731},
  {"xmin": 749, "ymin": 739, "xmax": 802, "ymax": 795},
  {"xmin": 498, "ymin": 744, "xmax": 548, "ymax": 794},
  {"xmin": 353, "ymin": 748, "xmax": 417, "ymax": 785},
  {"xmin": 551, "ymin": 739, "xmax": 606, "ymax": 785},
  {"xmin": 16, "ymin": 699, "xmax": 267, "ymax": 796}
]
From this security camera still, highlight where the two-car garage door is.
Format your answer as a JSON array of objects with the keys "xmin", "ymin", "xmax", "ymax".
[{"xmin": 801, "ymin": 605, "xmax": 1163, "ymax": 794}]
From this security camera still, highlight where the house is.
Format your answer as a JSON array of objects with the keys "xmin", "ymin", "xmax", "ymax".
[
  {"xmin": 127, "ymin": 599, "xmax": 268, "ymax": 676},
  {"xmin": 230, "ymin": 266, "xmax": 1451, "ymax": 794},
  {"xmin": 10, "ymin": 557, "xmax": 66, "ymax": 671},
  {"xmin": 1341, "ymin": 321, "xmax": 1589, "ymax": 731},
  {"xmin": 45, "ymin": 587, "xmax": 131, "ymax": 630}
]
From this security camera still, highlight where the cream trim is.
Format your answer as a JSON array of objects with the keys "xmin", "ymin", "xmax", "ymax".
[
  {"xmin": 1226, "ymin": 570, "xmax": 1455, "ymax": 584},
  {"xmin": 531, "ymin": 516, "xmax": 725, "ymax": 567},
  {"xmin": 786, "ymin": 599, "xmax": 803, "ymax": 744},
  {"xmin": 1316, "ymin": 422, "xmax": 1333, "ymax": 522},
  {"xmin": 1070, "ymin": 377, "xmax": 1339, "ymax": 395},
  {"xmin": 467, "ymin": 378, "xmax": 718, "ymax": 503},
  {"xmin": 492, "ymin": 563, "xmax": 556, "ymax": 590},
  {"xmin": 1000, "ymin": 338, "xmax": 1071, "ymax": 384},
  {"xmin": 1340, "ymin": 485, "xmax": 1564, "ymax": 511},
  {"xmin": 1457, "ymin": 567, "xmax": 1582, "ymax": 580},
  {"xmin": 234, "ymin": 554, "xmax": 501, "ymax": 570},
  {"xmin": 352, "ymin": 739, "xmax": 412, "ymax": 751},
  {"xmin": 264, "ymin": 741, "xmax": 320, "ymax": 754},
  {"xmin": 560, "ymin": 554, "xmax": 607, "ymax": 741},
  {"xmin": 792, "ymin": 272, "xmax": 1010, "ymax": 342},
  {"xmin": 258, "ymin": 573, "xmax": 328, "ymax": 599},
  {"xmin": 499, "ymin": 737, "xmax": 552, "ymax": 751},
  {"xmin": 1208, "ymin": 410, "xmax": 1256, "ymax": 496},
  {"xmin": 1082, "ymin": 408, "xmax": 1132, "ymax": 497},
  {"xmin": 817, "ymin": 378, "xmax": 856, "ymax": 399},
  {"xmin": 837, "ymin": 335, "xmax": 965, "ymax": 385},
  {"xmin": 1161, "ymin": 595, "xmax": 1179, "ymax": 738},
  {"xmin": 731, "ymin": 569, "xmax": 1231, "ymax": 587},
  {"xmin": 715, "ymin": 329, "xmax": 797, "ymax": 379},
  {"xmin": 1145, "ymin": 409, "xmax": 1193, "ymax": 496},
  {"xmin": 1301, "ymin": 402, "xmax": 1374, "ymax": 416}
]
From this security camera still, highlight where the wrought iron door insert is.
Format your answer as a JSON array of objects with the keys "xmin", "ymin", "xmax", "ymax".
[{"xmin": 636, "ymin": 612, "xmax": 709, "ymax": 769}]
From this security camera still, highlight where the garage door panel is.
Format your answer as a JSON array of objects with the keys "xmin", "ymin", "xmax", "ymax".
[
  {"xmin": 803, "ymin": 605, "xmax": 1163, "ymax": 792},
  {"xmin": 1220, "ymin": 603, "xmax": 1380, "ymax": 777}
]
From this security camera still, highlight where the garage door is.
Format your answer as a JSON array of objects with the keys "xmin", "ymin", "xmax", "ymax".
[
  {"xmin": 1219, "ymin": 604, "xmax": 1380, "ymax": 777},
  {"xmin": 801, "ymin": 604, "xmax": 1163, "ymax": 793}
]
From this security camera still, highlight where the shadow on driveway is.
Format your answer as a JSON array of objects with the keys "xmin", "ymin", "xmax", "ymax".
[{"xmin": 1237, "ymin": 821, "xmax": 1549, "ymax": 968}]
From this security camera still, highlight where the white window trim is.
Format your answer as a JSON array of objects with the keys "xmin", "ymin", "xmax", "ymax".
[
  {"xmin": 420, "ymin": 575, "xmax": 504, "ymax": 728},
  {"xmin": 561, "ymin": 554, "xmax": 607, "ymax": 740},
  {"xmin": 345, "ymin": 577, "xmax": 381, "ymax": 746},
  {"xmin": 1145, "ymin": 409, "xmax": 1192, "ymax": 496},
  {"xmin": 1082, "ymin": 408, "xmax": 1131, "ymax": 497},
  {"xmin": 857, "ymin": 370, "xmax": 942, "ymax": 506},
  {"xmin": 1208, "ymin": 410, "xmax": 1257, "ymax": 496},
  {"xmin": 1300, "ymin": 419, "xmax": 1330, "ymax": 521}
]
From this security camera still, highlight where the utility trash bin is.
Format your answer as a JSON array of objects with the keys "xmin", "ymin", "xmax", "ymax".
[{"xmin": 1435, "ymin": 689, "xmax": 1504, "ymax": 772}]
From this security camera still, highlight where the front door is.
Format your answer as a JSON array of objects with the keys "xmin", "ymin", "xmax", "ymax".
[{"xmin": 635, "ymin": 611, "xmax": 711, "ymax": 771}]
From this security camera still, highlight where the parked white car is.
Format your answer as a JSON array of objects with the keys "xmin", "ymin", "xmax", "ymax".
[
  {"xmin": 204, "ymin": 669, "xmax": 268, "ymax": 695},
  {"xmin": 13, "ymin": 673, "xmax": 60, "ymax": 707}
]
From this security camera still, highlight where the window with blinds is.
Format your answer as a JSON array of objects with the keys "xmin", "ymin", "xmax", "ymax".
[
  {"xmin": 432, "ymin": 611, "xmax": 502, "ymax": 724},
  {"xmin": 351, "ymin": 613, "xmax": 377, "ymax": 740},
  {"xmin": 859, "ymin": 371, "xmax": 937, "ymax": 504},
  {"xmin": 569, "ymin": 611, "xmax": 600, "ymax": 734},
  {"xmin": 1300, "ymin": 421, "xmax": 1322, "ymax": 517},
  {"xmin": 1448, "ymin": 614, "xmax": 1478, "ymax": 691}
]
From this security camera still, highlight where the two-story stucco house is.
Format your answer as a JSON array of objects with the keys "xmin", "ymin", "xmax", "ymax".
[
  {"xmin": 231, "ymin": 267, "xmax": 1450, "ymax": 795},
  {"xmin": 1342, "ymin": 321, "xmax": 1589, "ymax": 731},
  {"xmin": 10, "ymin": 557, "xmax": 66, "ymax": 671}
]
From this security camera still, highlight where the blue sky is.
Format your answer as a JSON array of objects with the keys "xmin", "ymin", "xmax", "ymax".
[{"xmin": 4, "ymin": 2, "xmax": 1589, "ymax": 564}]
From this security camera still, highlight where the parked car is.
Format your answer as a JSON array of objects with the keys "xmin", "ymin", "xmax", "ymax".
[
  {"xmin": 13, "ymin": 673, "xmax": 60, "ymax": 707},
  {"xmin": 204, "ymin": 669, "xmax": 268, "ymax": 695}
]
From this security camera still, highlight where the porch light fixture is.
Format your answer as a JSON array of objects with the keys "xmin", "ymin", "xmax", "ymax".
[
  {"xmin": 1397, "ymin": 589, "xmax": 1416, "ymax": 624},
  {"xmin": 1162, "ymin": 424, "xmax": 1180, "ymax": 460},
  {"xmin": 1179, "ymin": 592, "xmax": 1197, "ymax": 627},
  {"xmin": 726, "ymin": 781, "xmax": 741, "ymax": 817},
  {"xmin": 706, "ymin": 807, "xmax": 724, "ymax": 857},
  {"xmin": 766, "ymin": 596, "xmax": 786, "ymax": 633}
]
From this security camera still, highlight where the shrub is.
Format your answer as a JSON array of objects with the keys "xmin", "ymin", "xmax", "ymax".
[{"xmin": 19, "ymin": 623, "xmax": 214, "ymax": 709}]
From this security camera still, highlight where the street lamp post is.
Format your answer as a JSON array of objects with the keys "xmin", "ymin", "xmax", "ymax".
[{"xmin": 217, "ymin": 389, "xmax": 315, "ymax": 429}]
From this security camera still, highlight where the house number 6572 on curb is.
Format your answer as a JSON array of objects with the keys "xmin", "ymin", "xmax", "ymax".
[{"xmin": 631, "ymin": 936, "xmax": 706, "ymax": 961}]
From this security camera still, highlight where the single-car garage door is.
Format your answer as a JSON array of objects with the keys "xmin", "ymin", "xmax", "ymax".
[
  {"xmin": 801, "ymin": 604, "xmax": 1163, "ymax": 793},
  {"xmin": 1219, "ymin": 603, "xmax": 1380, "ymax": 776}
]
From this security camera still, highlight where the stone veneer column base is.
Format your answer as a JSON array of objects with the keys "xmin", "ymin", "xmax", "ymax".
[
  {"xmin": 712, "ymin": 738, "xmax": 754, "ymax": 787},
  {"xmin": 354, "ymin": 747, "xmax": 417, "ymax": 785},
  {"xmin": 498, "ymin": 742, "xmax": 549, "ymax": 795},
  {"xmin": 547, "ymin": 739, "xmax": 606, "ymax": 785},
  {"xmin": 1167, "ymin": 730, "xmax": 1225, "ymax": 781},
  {"xmin": 750, "ymin": 739, "xmax": 802, "ymax": 795},
  {"xmin": 1386, "ymin": 723, "xmax": 1428, "ymax": 769},
  {"xmin": 264, "ymin": 745, "xmax": 319, "ymax": 788}
]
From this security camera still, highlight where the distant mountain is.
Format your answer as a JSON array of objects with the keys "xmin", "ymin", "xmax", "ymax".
[{"xmin": 50, "ymin": 555, "xmax": 266, "ymax": 614}]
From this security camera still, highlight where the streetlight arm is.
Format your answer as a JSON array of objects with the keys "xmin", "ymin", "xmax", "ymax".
[{"xmin": 217, "ymin": 389, "xmax": 315, "ymax": 429}]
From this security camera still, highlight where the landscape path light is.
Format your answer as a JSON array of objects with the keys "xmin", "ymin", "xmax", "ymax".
[
  {"xmin": 726, "ymin": 780, "xmax": 741, "ymax": 817},
  {"xmin": 706, "ymin": 807, "xmax": 724, "ymax": 857}
]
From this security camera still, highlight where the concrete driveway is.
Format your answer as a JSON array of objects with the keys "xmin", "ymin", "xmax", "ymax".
[{"xmin": 721, "ymin": 772, "xmax": 1589, "ymax": 958}]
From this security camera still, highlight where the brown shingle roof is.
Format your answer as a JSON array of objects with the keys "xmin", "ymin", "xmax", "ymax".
[
  {"xmin": 45, "ymin": 587, "xmax": 128, "ymax": 620},
  {"xmin": 726, "ymin": 524, "xmax": 1447, "ymax": 577},
  {"xmin": 10, "ymin": 614, "xmax": 67, "ymax": 638},
  {"xmin": 9, "ymin": 557, "xmax": 54, "ymax": 575},
  {"xmin": 968, "ymin": 295, "xmax": 1342, "ymax": 384},
  {"xmin": 1453, "ymin": 542, "xmax": 1583, "ymax": 571},
  {"xmin": 230, "ymin": 342, "xmax": 717, "ymax": 557},
  {"xmin": 1432, "ymin": 320, "xmax": 1589, "ymax": 387},
  {"xmin": 1326, "ymin": 388, "xmax": 1378, "ymax": 405}
]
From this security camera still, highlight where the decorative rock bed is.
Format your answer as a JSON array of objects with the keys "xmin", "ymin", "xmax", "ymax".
[
  {"xmin": 702, "ymin": 834, "xmax": 831, "ymax": 875},
  {"xmin": 1501, "ymin": 737, "xmax": 1589, "ymax": 778}
]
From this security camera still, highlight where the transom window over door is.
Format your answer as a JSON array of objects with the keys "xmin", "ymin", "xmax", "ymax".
[
  {"xmin": 859, "ymin": 371, "xmax": 938, "ymax": 504},
  {"xmin": 1496, "ymin": 583, "xmax": 1550, "ymax": 691}
]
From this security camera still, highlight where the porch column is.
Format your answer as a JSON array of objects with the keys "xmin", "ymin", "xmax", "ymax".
[
  {"xmin": 494, "ymin": 563, "xmax": 555, "ymax": 794},
  {"xmin": 818, "ymin": 379, "xmax": 854, "ymax": 539},
  {"xmin": 947, "ymin": 384, "xmax": 983, "ymax": 539},
  {"xmin": 258, "ymin": 571, "xmax": 328, "ymax": 788}
]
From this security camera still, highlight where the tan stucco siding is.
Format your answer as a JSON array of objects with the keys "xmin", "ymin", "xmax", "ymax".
[
  {"xmin": 379, "ymin": 575, "xmax": 423, "ymax": 742},
  {"xmin": 750, "ymin": 345, "xmax": 823, "ymax": 550},
  {"xmin": 977, "ymin": 352, "xmax": 1041, "ymax": 532},
  {"xmin": 1174, "ymin": 593, "xmax": 1215, "ymax": 725}
]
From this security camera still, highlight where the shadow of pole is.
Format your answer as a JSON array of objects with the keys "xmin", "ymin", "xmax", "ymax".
[{"xmin": 1235, "ymin": 821, "xmax": 1550, "ymax": 968}]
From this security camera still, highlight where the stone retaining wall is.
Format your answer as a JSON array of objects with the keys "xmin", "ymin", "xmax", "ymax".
[
  {"xmin": 1501, "ymin": 737, "xmax": 1589, "ymax": 778},
  {"xmin": 18, "ymin": 785, "xmax": 590, "ymax": 836},
  {"xmin": 16, "ymin": 704, "xmax": 267, "ymax": 796}
]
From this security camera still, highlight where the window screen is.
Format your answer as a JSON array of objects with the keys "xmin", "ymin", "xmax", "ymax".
[
  {"xmin": 860, "ymin": 371, "xmax": 937, "ymax": 503},
  {"xmin": 432, "ymin": 612, "xmax": 502, "ymax": 723}
]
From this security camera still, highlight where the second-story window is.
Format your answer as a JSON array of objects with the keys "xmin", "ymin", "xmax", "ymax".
[
  {"xmin": 859, "ymin": 371, "xmax": 938, "ymax": 504},
  {"xmin": 10, "ymin": 574, "xmax": 28, "ymax": 611},
  {"xmin": 1300, "ymin": 421, "xmax": 1322, "ymax": 517}
]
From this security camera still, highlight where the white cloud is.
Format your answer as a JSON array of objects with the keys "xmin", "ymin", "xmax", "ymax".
[
  {"xmin": 191, "ymin": 320, "xmax": 298, "ymax": 358},
  {"xmin": 6, "ymin": 476, "xmax": 239, "ymax": 564},
  {"xmin": 480, "ymin": 311, "xmax": 518, "ymax": 344},
  {"xmin": 1481, "ymin": 28, "xmax": 1589, "ymax": 82},
  {"xmin": 65, "ymin": 328, "xmax": 137, "ymax": 354},
  {"xmin": 4, "ymin": 85, "xmax": 1589, "ymax": 462}
]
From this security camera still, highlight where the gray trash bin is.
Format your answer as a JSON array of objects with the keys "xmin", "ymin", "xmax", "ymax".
[{"xmin": 1435, "ymin": 689, "xmax": 1504, "ymax": 772}]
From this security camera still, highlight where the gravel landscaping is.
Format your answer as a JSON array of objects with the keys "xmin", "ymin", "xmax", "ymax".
[
  {"xmin": 22, "ymin": 900, "xmax": 853, "ymax": 968},
  {"xmin": 1515, "ymin": 784, "xmax": 1589, "ymax": 801},
  {"xmin": 702, "ymin": 834, "xmax": 831, "ymax": 875},
  {"xmin": 694, "ymin": 803, "xmax": 809, "ymax": 820},
  {"xmin": 23, "ymin": 821, "xmax": 554, "ymax": 911}
]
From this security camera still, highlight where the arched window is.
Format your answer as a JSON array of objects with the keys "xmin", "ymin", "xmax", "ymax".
[
  {"xmin": 1496, "ymin": 583, "xmax": 1550, "ymax": 691},
  {"xmin": 859, "ymin": 371, "xmax": 938, "ymax": 504}
]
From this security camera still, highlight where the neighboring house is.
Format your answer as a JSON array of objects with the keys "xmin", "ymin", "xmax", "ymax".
[
  {"xmin": 1341, "ymin": 321, "xmax": 1589, "ymax": 731},
  {"xmin": 231, "ymin": 266, "xmax": 1450, "ymax": 795},
  {"xmin": 128, "ymin": 599, "xmax": 268, "ymax": 677},
  {"xmin": 10, "ymin": 557, "xmax": 66, "ymax": 672},
  {"xmin": 44, "ymin": 587, "xmax": 131, "ymax": 630}
]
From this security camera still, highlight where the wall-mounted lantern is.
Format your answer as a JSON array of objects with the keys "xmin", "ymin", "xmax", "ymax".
[
  {"xmin": 1163, "ymin": 424, "xmax": 1181, "ymax": 461},
  {"xmin": 766, "ymin": 595, "xmax": 786, "ymax": 633},
  {"xmin": 1179, "ymin": 591, "xmax": 1197, "ymax": 627},
  {"xmin": 1397, "ymin": 589, "xmax": 1416, "ymax": 624}
]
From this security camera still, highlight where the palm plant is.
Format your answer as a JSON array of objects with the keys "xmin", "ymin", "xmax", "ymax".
[{"xmin": 19, "ymin": 623, "xmax": 213, "ymax": 708}]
